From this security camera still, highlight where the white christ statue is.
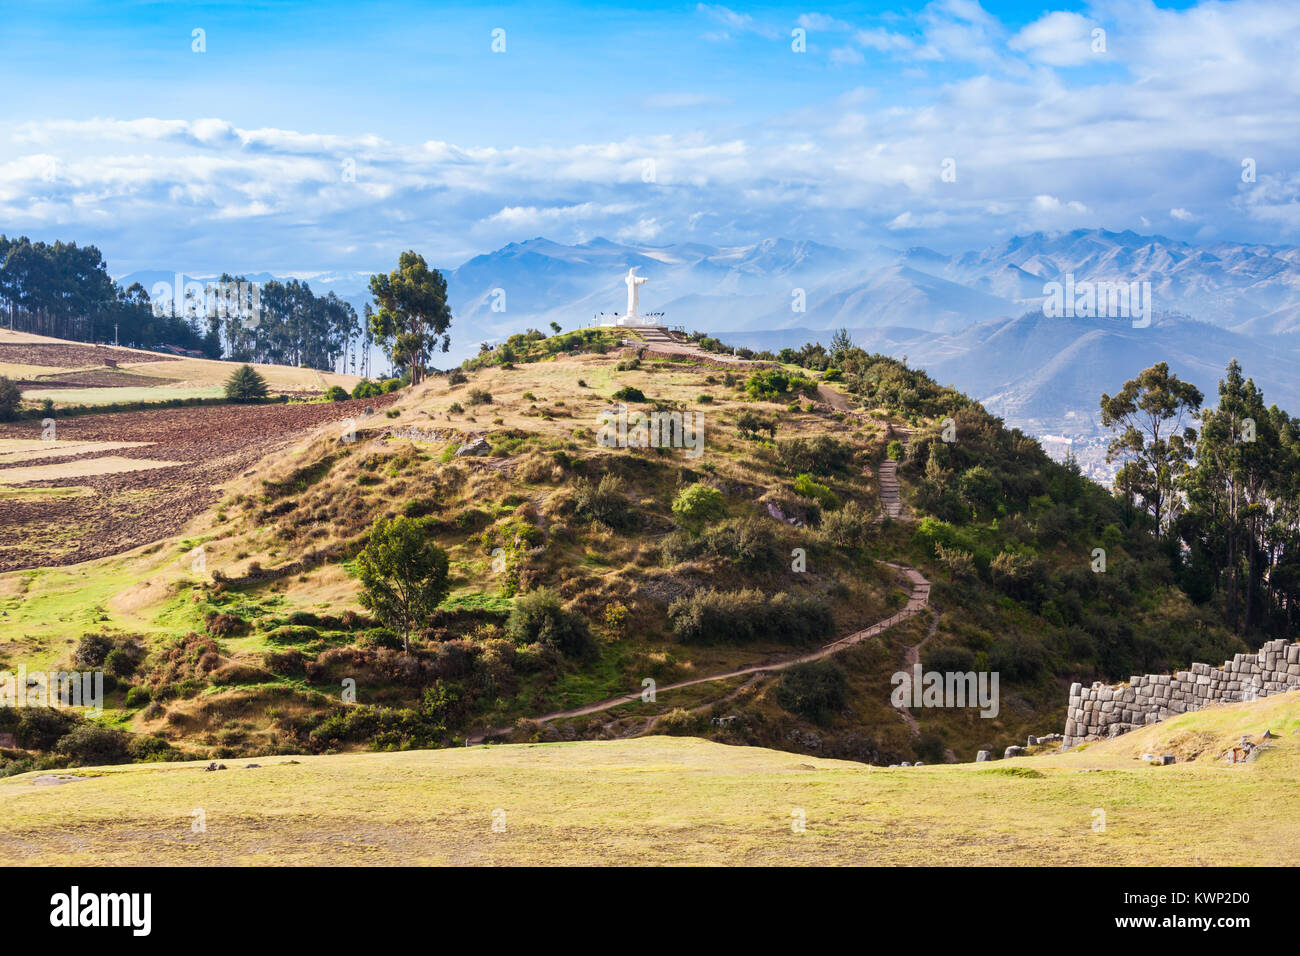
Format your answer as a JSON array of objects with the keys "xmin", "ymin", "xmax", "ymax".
[{"xmin": 623, "ymin": 267, "xmax": 648, "ymax": 324}]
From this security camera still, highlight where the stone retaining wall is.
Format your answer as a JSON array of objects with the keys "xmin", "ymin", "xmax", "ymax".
[{"xmin": 1063, "ymin": 639, "xmax": 1300, "ymax": 747}]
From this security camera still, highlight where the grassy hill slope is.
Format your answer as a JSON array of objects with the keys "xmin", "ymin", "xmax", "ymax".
[{"xmin": 0, "ymin": 327, "xmax": 1253, "ymax": 772}]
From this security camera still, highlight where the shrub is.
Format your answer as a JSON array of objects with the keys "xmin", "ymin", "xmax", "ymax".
[
  {"xmin": 736, "ymin": 409, "xmax": 776, "ymax": 439},
  {"xmin": 73, "ymin": 633, "xmax": 114, "ymax": 668},
  {"xmin": 934, "ymin": 542, "xmax": 975, "ymax": 581},
  {"xmin": 467, "ymin": 387, "xmax": 492, "ymax": 405},
  {"xmin": 127, "ymin": 734, "xmax": 175, "ymax": 762},
  {"xmin": 15, "ymin": 708, "xmax": 81, "ymax": 750},
  {"xmin": 989, "ymin": 635, "xmax": 1045, "ymax": 682},
  {"xmin": 571, "ymin": 475, "xmax": 634, "ymax": 530},
  {"xmin": 958, "ymin": 465, "xmax": 1002, "ymax": 511},
  {"xmin": 324, "ymin": 385, "xmax": 350, "ymax": 402},
  {"xmin": 611, "ymin": 386, "xmax": 646, "ymax": 403},
  {"xmin": 103, "ymin": 647, "xmax": 137, "ymax": 679},
  {"xmin": 56, "ymin": 725, "xmax": 130, "ymax": 765},
  {"xmin": 776, "ymin": 436, "xmax": 853, "ymax": 475},
  {"xmin": 745, "ymin": 369, "xmax": 815, "ymax": 401},
  {"xmin": 819, "ymin": 500, "xmax": 873, "ymax": 548},
  {"xmin": 657, "ymin": 708, "xmax": 702, "ymax": 736},
  {"xmin": 701, "ymin": 516, "xmax": 782, "ymax": 571},
  {"xmin": 352, "ymin": 379, "xmax": 383, "ymax": 399},
  {"xmin": 793, "ymin": 473, "xmax": 839, "ymax": 510},
  {"xmin": 914, "ymin": 732, "xmax": 948, "ymax": 763},
  {"xmin": 265, "ymin": 625, "xmax": 321, "ymax": 644},
  {"xmin": 506, "ymin": 589, "xmax": 594, "ymax": 658},
  {"xmin": 225, "ymin": 364, "xmax": 269, "ymax": 402},
  {"xmin": 205, "ymin": 611, "xmax": 248, "ymax": 637},
  {"xmin": 264, "ymin": 649, "xmax": 308, "ymax": 675},
  {"xmin": 775, "ymin": 660, "xmax": 848, "ymax": 725},
  {"xmin": 886, "ymin": 439, "xmax": 904, "ymax": 461},
  {"xmin": 697, "ymin": 393, "xmax": 714, "ymax": 404},
  {"xmin": 671, "ymin": 483, "xmax": 726, "ymax": 532},
  {"xmin": 124, "ymin": 685, "xmax": 152, "ymax": 708},
  {"xmin": 668, "ymin": 589, "xmax": 832, "ymax": 645},
  {"xmin": 922, "ymin": 643, "xmax": 976, "ymax": 673},
  {"xmin": 0, "ymin": 376, "xmax": 20, "ymax": 421}
]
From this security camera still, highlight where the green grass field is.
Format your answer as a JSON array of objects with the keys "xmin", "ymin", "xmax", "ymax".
[
  {"xmin": 2, "ymin": 691, "xmax": 1296, "ymax": 865},
  {"xmin": 21, "ymin": 385, "xmax": 225, "ymax": 405}
]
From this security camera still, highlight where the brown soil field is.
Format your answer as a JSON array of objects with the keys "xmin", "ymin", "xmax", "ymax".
[
  {"xmin": 19, "ymin": 368, "xmax": 181, "ymax": 389},
  {"xmin": 0, "ymin": 396, "xmax": 395, "ymax": 572}
]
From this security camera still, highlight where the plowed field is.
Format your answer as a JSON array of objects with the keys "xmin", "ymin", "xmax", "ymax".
[{"xmin": 0, "ymin": 397, "xmax": 394, "ymax": 572}]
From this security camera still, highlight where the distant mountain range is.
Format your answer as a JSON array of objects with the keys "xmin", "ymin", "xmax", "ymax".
[{"xmin": 120, "ymin": 228, "xmax": 1300, "ymax": 452}]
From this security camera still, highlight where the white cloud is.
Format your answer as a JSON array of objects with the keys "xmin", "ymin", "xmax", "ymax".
[
  {"xmin": 1009, "ymin": 11, "xmax": 1097, "ymax": 67},
  {"xmin": 5, "ymin": 0, "xmax": 1300, "ymax": 271},
  {"xmin": 796, "ymin": 13, "xmax": 853, "ymax": 32},
  {"xmin": 696, "ymin": 4, "xmax": 782, "ymax": 40}
]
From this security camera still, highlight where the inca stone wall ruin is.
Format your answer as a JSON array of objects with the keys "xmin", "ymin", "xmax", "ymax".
[{"xmin": 1063, "ymin": 638, "xmax": 1300, "ymax": 747}]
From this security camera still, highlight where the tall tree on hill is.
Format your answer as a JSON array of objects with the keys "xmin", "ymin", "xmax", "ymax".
[
  {"xmin": 1100, "ymin": 362, "xmax": 1202, "ymax": 540},
  {"xmin": 1183, "ymin": 361, "xmax": 1286, "ymax": 630},
  {"xmin": 367, "ymin": 252, "xmax": 452, "ymax": 385},
  {"xmin": 357, "ymin": 516, "xmax": 450, "ymax": 652}
]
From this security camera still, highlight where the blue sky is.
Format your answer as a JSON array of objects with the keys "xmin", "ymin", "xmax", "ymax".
[{"xmin": 1, "ymin": 0, "xmax": 1295, "ymax": 275}]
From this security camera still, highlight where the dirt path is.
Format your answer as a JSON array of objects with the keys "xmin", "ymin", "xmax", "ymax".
[
  {"xmin": 816, "ymin": 384, "xmax": 852, "ymax": 411},
  {"xmin": 469, "ymin": 561, "xmax": 931, "ymax": 743},
  {"xmin": 466, "ymin": 369, "xmax": 931, "ymax": 745},
  {"xmin": 894, "ymin": 612, "xmax": 939, "ymax": 737}
]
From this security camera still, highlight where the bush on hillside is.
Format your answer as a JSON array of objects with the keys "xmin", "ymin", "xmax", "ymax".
[
  {"xmin": 56, "ymin": 725, "xmax": 131, "ymax": 766},
  {"xmin": 671, "ymin": 483, "xmax": 726, "ymax": 532},
  {"xmin": 819, "ymin": 499, "xmax": 873, "ymax": 549},
  {"xmin": 736, "ymin": 409, "xmax": 777, "ymax": 440},
  {"xmin": 73, "ymin": 633, "xmax": 115, "ymax": 667},
  {"xmin": 745, "ymin": 369, "xmax": 815, "ymax": 401},
  {"xmin": 775, "ymin": 660, "xmax": 848, "ymax": 725},
  {"xmin": 776, "ymin": 436, "xmax": 854, "ymax": 475},
  {"xmin": 324, "ymin": 385, "xmax": 349, "ymax": 402},
  {"xmin": 570, "ymin": 475, "xmax": 634, "ymax": 530},
  {"xmin": 611, "ymin": 386, "xmax": 646, "ymax": 403},
  {"xmin": 0, "ymin": 376, "xmax": 20, "ymax": 421},
  {"xmin": 668, "ymin": 588, "xmax": 832, "ymax": 645},
  {"xmin": 506, "ymin": 588, "xmax": 594, "ymax": 658},
  {"xmin": 793, "ymin": 473, "xmax": 839, "ymax": 510}
]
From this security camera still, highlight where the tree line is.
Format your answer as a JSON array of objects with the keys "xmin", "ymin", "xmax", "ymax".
[
  {"xmin": 707, "ymin": 326, "xmax": 1300, "ymax": 641},
  {"xmin": 0, "ymin": 236, "xmax": 394, "ymax": 374},
  {"xmin": 0, "ymin": 235, "xmax": 215, "ymax": 355},
  {"xmin": 1101, "ymin": 359, "xmax": 1300, "ymax": 636},
  {"xmin": 0, "ymin": 236, "xmax": 459, "ymax": 379}
]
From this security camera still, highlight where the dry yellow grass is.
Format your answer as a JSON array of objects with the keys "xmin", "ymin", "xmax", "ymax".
[
  {"xmin": 0, "ymin": 455, "xmax": 181, "ymax": 484},
  {"xmin": 0, "ymin": 439, "xmax": 153, "ymax": 465},
  {"xmin": 0, "ymin": 692, "xmax": 1295, "ymax": 866},
  {"xmin": 0, "ymin": 328, "xmax": 359, "ymax": 392}
]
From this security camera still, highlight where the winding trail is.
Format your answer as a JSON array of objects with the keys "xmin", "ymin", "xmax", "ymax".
[
  {"xmin": 467, "ymin": 388, "xmax": 932, "ymax": 745},
  {"xmin": 469, "ymin": 565, "xmax": 932, "ymax": 744}
]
